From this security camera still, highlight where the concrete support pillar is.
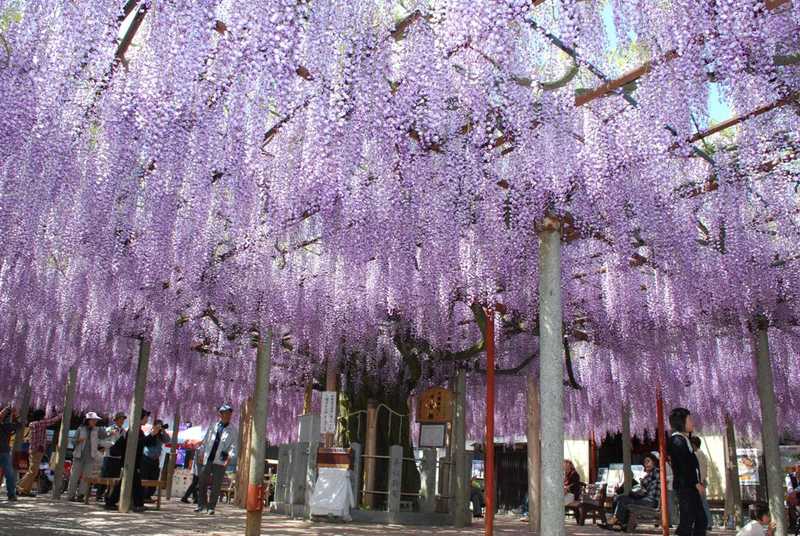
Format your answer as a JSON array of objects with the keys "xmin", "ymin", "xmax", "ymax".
[
  {"xmin": 754, "ymin": 316, "xmax": 788, "ymax": 536},
  {"xmin": 275, "ymin": 445, "xmax": 290, "ymax": 504},
  {"xmin": 526, "ymin": 373, "xmax": 541, "ymax": 534},
  {"xmin": 304, "ymin": 440, "xmax": 319, "ymax": 519},
  {"xmin": 52, "ymin": 366, "xmax": 77, "ymax": 499},
  {"xmin": 621, "ymin": 403, "xmax": 633, "ymax": 495},
  {"xmin": 120, "ymin": 338, "xmax": 151, "ymax": 513},
  {"xmin": 420, "ymin": 448, "xmax": 437, "ymax": 514},
  {"xmin": 12, "ymin": 383, "xmax": 31, "ymax": 451},
  {"xmin": 724, "ymin": 414, "xmax": 743, "ymax": 527},
  {"xmin": 454, "ymin": 368, "xmax": 468, "ymax": 526},
  {"xmin": 288, "ymin": 443, "xmax": 309, "ymax": 509},
  {"xmin": 245, "ymin": 331, "xmax": 272, "ymax": 535},
  {"xmin": 363, "ymin": 399, "xmax": 378, "ymax": 508},
  {"xmin": 538, "ymin": 216, "xmax": 564, "ymax": 536},
  {"xmin": 351, "ymin": 442, "xmax": 362, "ymax": 506},
  {"xmin": 388, "ymin": 444, "xmax": 403, "ymax": 515},
  {"xmin": 166, "ymin": 405, "xmax": 180, "ymax": 500}
]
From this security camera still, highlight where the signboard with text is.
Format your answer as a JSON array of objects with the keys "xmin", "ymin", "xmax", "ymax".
[{"xmin": 320, "ymin": 391, "xmax": 337, "ymax": 435}]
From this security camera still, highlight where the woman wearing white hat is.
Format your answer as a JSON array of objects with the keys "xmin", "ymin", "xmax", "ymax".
[{"xmin": 67, "ymin": 412, "xmax": 103, "ymax": 501}]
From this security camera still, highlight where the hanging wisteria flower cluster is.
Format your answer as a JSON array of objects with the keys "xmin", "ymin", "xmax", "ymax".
[{"xmin": 0, "ymin": 0, "xmax": 798, "ymax": 442}]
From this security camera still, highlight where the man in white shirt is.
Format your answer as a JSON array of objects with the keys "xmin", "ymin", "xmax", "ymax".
[
  {"xmin": 737, "ymin": 502, "xmax": 776, "ymax": 536},
  {"xmin": 195, "ymin": 404, "xmax": 237, "ymax": 516}
]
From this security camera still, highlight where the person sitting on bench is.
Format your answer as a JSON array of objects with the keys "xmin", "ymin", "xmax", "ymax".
[
  {"xmin": 470, "ymin": 477, "xmax": 485, "ymax": 518},
  {"xmin": 607, "ymin": 453, "xmax": 661, "ymax": 529},
  {"xmin": 564, "ymin": 459, "xmax": 581, "ymax": 506}
]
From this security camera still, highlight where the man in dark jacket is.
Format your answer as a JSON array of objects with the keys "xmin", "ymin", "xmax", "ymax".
[
  {"xmin": 104, "ymin": 410, "xmax": 150, "ymax": 512},
  {"xmin": 668, "ymin": 407, "xmax": 706, "ymax": 536}
]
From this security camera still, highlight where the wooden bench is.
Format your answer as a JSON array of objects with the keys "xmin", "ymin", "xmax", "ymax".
[
  {"xmin": 626, "ymin": 502, "xmax": 664, "ymax": 533},
  {"xmin": 84, "ymin": 477, "xmax": 168, "ymax": 510},
  {"xmin": 565, "ymin": 482, "xmax": 587, "ymax": 525},
  {"xmin": 577, "ymin": 484, "xmax": 608, "ymax": 526}
]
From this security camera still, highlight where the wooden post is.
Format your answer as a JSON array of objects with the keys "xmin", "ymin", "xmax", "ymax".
[
  {"xmin": 245, "ymin": 330, "xmax": 272, "ymax": 536},
  {"xmin": 589, "ymin": 432, "xmax": 598, "ymax": 483},
  {"xmin": 538, "ymin": 216, "xmax": 564, "ymax": 536},
  {"xmin": 165, "ymin": 405, "xmax": 180, "ymax": 500},
  {"xmin": 754, "ymin": 316, "xmax": 788, "ymax": 536},
  {"xmin": 119, "ymin": 337, "xmax": 151, "ymax": 513},
  {"xmin": 363, "ymin": 399, "xmax": 378, "ymax": 508},
  {"xmin": 484, "ymin": 306, "xmax": 496, "ymax": 536},
  {"xmin": 51, "ymin": 366, "xmax": 77, "ymax": 499},
  {"xmin": 12, "ymin": 383, "xmax": 32, "ymax": 451},
  {"xmin": 724, "ymin": 414, "xmax": 743, "ymax": 527},
  {"xmin": 656, "ymin": 390, "xmax": 669, "ymax": 536},
  {"xmin": 453, "ymin": 368, "xmax": 468, "ymax": 527},
  {"xmin": 236, "ymin": 397, "xmax": 253, "ymax": 508},
  {"xmin": 526, "ymin": 373, "xmax": 541, "ymax": 534},
  {"xmin": 622, "ymin": 402, "xmax": 633, "ymax": 495},
  {"xmin": 303, "ymin": 381, "xmax": 313, "ymax": 415}
]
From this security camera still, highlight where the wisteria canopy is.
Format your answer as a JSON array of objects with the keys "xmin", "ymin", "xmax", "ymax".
[{"xmin": 0, "ymin": 0, "xmax": 798, "ymax": 443}]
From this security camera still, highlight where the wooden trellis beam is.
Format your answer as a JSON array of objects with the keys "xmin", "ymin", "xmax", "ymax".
[
  {"xmin": 576, "ymin": 0, "xmax": 791, "ymax": 107},
  {"xmin": 684, "ymin": 93, "xmax": 799, "ymax": 145}
]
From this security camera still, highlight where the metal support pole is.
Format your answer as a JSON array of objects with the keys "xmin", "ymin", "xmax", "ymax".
[
  {"xmin": 622, "ymin": 402, "xmax": 633, "ymax": 495},
  {"xmin": 656, "ymin": 390, "xmax": 669, "ymax": 536},
  {"xmin": 246, "ymin": 330, "xmax": 272, "ymax": 536},
  {"xmin": 538, "ymin": 216, "xmax": 564, "ymax": 536},
  {"xmin": 484, "ymin": 306, "xmax": 496, "ymax": 536},
  {"xmin": 526, "ymin": 373, "xmax": 541, "ymax": 534},
  {"xmin": 52, "ymin": 366, "xmax": 77, "ymax": 499},
  {"xmin": 454, "ymin": 368, "xmax": 468, "ymax": 527},
  {"xmin": 120, "ymin": 338, "xmax": 151, "ymax": 512},
  {"xmin": 165, "ymin": 405, "xmax": 180, "ymax": 500},
  {"xmin": 754, "ymin": 316, "xmax": 788, "ymax": 536}
]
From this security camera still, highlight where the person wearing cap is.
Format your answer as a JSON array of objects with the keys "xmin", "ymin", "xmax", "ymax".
[
  {"xmin": 105, "ymin": 409, "xmax": 150, "ymax": 512},
  {"xmin": 67, "ymin": 411, "xmax": 104, "ymax": 501},
  {"xmin": 16, "ymin": 408, "xmax": 62, "ymax": 496},
  {"xmin": 196, "ymin": 404, "xmax": 237, "ymax": 515},
  {"xmin": 141, "ymin": 419, "xmax": 170, "ymax": 501},
  {"xmin": 95, "ymin": 411, "xmax": 126, "ymax": 502}
]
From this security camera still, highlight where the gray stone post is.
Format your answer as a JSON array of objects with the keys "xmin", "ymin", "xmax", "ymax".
[
  {"xmin": 304, "ymin": 440, "xmax": 319, "ymax": 519},
  {"xmin": 246, "ymin": 330, "xmax": 272, "ymax": 535},
  {"xmin": 388, "ymin": 445, "xmax": 403, "ymax": 515},
  {"xmin": 622, "ymin": 402, "xmax": 633, "ymax": 495},
  {"xmin": 120, "ymin": 338, "xmax": 151, "ymax": 512},
  {"xmin": 420, "ymin": 448, "xmax": 437, "ymax": 514},
  {"xmin": 538, "ymin": 216, "xmax": 564, "ymax": 536},
  {"xmin": 754, "ymin": 316, "xmax": 788, "ymax": 536},
  {"xmin": 453, "ymin": 368, "xmax": 468, "ymax": 526},
  {"xmin": 52, "ymin": 366, "xmax": 77, "ymax": 499},
  {"xmin": 351, "ymin": 442, "xmax": 362, "ymax": 506}
]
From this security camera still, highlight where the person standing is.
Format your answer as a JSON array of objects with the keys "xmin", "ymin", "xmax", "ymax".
[
  {"xmin": 95, "ymin": 412, "xmax": 126, "ymax": 501},
  {"xmin": 668, "ymin": 407, "xmax": 707, "ymax": 536},
  {"xmin": 181, "ymin": 444, "xmax": 204, "ymax": 504},
  {"xmin": 195, "ymin": 404, "xmax": 237, "ymax": 515},
  {"xmin": 141, "ymin": 419, "xmax": 169, "ymax": 501},
  {"xmin": 690, "ymin": 435, "xmax": 714, "ymax": 530},
  {"xmin": 105, "ymin": 409, "xmax": 149, "ymax": 512},
  {"xmin": 67, "ymin": 412, "xmax": 103, "ymax": 501},
  {"xmin": 16, "ymin": 409, "xmax": 62, "ymax": 496},
  {"xmin": 0, "ymin": 406, "xmax": 23, "ymax": 502}
]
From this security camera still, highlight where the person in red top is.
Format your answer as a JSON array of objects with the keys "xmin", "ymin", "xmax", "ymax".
[{"xmin": 16, "ymin": 409, "xmax": 62, "ymax": 496}]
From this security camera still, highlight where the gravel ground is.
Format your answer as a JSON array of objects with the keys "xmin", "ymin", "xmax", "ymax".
[{"xmin": 0, "ymin": 496, "xmax": 737, "ymax": 536}]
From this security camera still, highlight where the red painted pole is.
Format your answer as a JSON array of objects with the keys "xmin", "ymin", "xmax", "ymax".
[
  {"xmin": 484, "ymin": 306, "xmax": 495, "ymax": 536},
  {"xmin": 656, "ymin": 389, "xmax": 669, "ymax": 536}
]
